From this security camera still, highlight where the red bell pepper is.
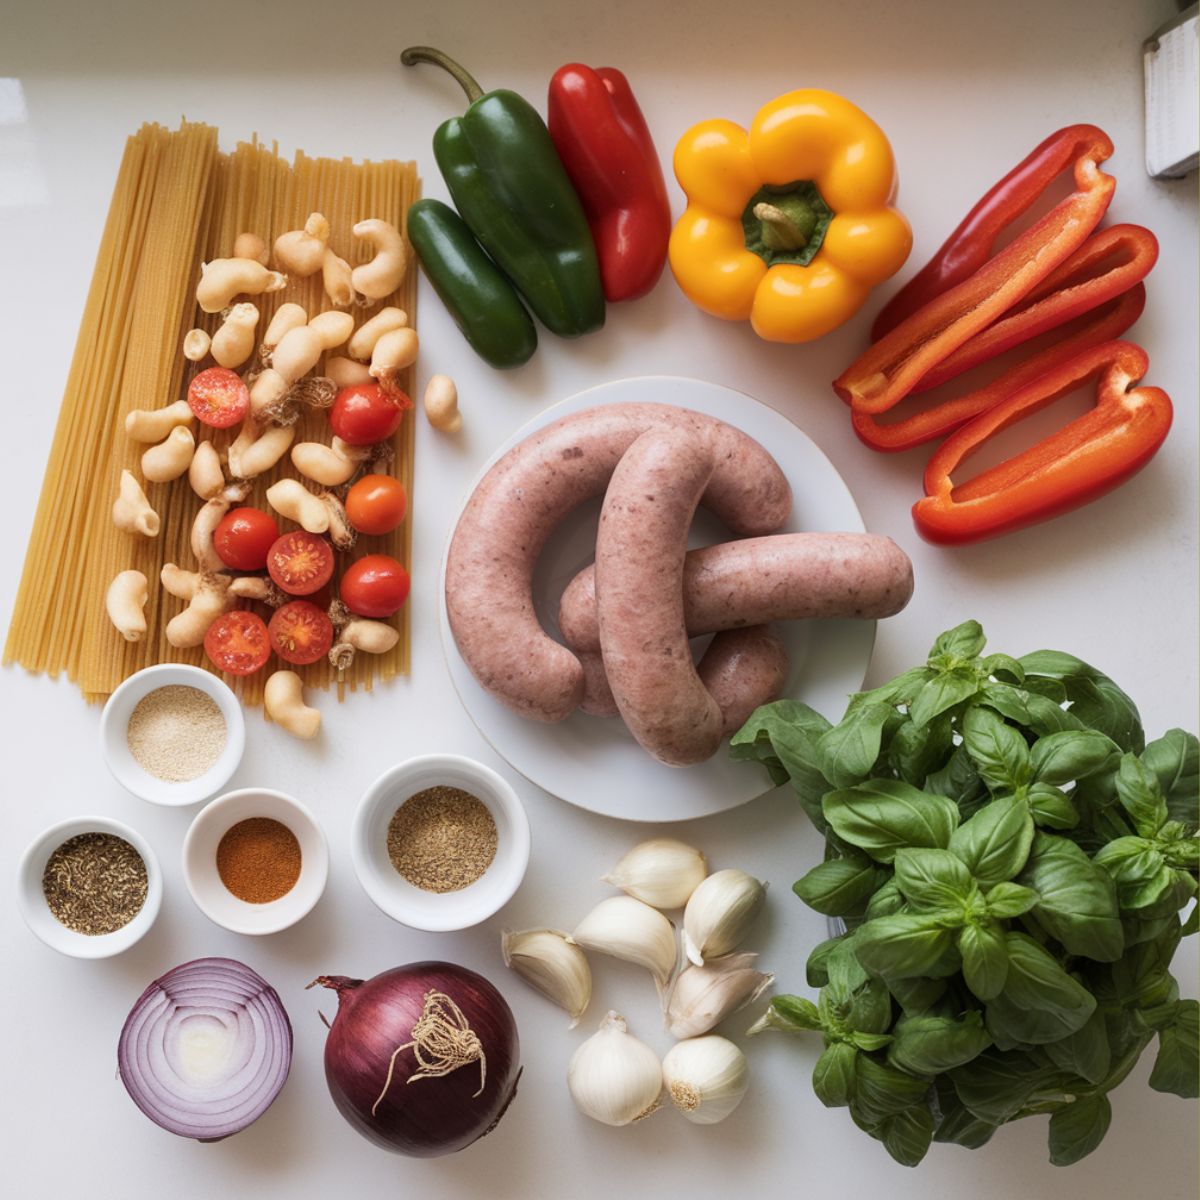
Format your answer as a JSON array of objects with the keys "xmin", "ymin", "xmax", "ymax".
[
  {"xmin": 911, "ymin": 340, "xmax": 1172, "ymax": 544},
  {"xmin": 872, "ymin": 125, "xmax": 1116, "ymax": 340},
  {"xmin": 548, "ymin": 64, "xmax": 671, "ymax": 302},
  {"xmin": 852, "ymin": 284, "xmax": 1146, "ymax": 452},
  {"xmin": 834, "ymin": 127, "xmax": 1115, "ymax": 416}
]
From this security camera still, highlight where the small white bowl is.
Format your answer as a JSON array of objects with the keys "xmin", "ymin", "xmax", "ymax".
[
  {"xmin": 353, "ymin": 754, "xmax": 531, "ymax": 932},
  {"xmin": 17, "ymin": 815, "xmax": 163, "ymax": 958},
  {"xmin": 99, "ymin": 664, "xmax": 246, "ymax": 807},
  {"xmin": 183, "ymin": 788, "xmax": 329, "ymax": 935}
]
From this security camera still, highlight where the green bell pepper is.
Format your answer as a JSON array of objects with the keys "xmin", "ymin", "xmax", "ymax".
[
  {"xmin": 407, "ymin": 199, "xmax": 538, "ymax": 369},
  {"xmin": 401, "ymin": 46, "xmax": 605, "ymax": 339}
]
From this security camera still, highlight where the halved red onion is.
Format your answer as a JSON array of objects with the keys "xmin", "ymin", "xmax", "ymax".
[{"xmin": 117, "ymin": 957, "xmax": 292, "ymax": 1141}]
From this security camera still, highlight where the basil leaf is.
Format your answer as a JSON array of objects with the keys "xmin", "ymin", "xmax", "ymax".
[
  {"xmin": 794, "ymin": 856, "xmax": 881, "ymax": 917},
  {"xmin": 887, "ymin": 714, "xmax": 953, "ymax": 786},
  {"xmin": 893, "ymin": 848, "xmax": 974, "ymax": 911},
  {"xmin": 1043, "ymin": 1005, "xmax": 1111, "ymax": 1086},
  {"xmin": 910, "ymin": 668, "xmax": 981, "ymax": 729},
  {"xmin": 816, "ymin": 703, "xmax": 893, "ymax": 789},
  {"xmin": 879, "ymin": 1105, "xmax": 935, "ymax": 1167},
  {"xmin": 1183, "ymin": 905, "xmax": 1199, "ymax": 937},
  {"xmin": 846, "ymin": 666, "xmax": 933, "ymax": 713},
  {"xmin": 887, "ymin": 976, "xmax": 949, "ymax": 1014},
  {"xmin": 932, "ymin": 1094, "xmax": 998, "ymax": 1149},
  {"xmin": 1148, "ymin": 999, "xmax": 1199, "ymax": 1098},
  {"xmin": 826, "ymin": 935, "xmax": 871, "ymax": 997},
  {"xmin": 985, "ymin": 932, "xmax": 1097, "ymax": 1048},
  {"xmin": 1019, "ymin": 648, "xmax": 1093, "ymax": 679},
  {"xmin": 1110, "ymin": 929, "xmax": 1182, "ymax": 1010},
  {"xmin": 925, "ymin": 746, "xmax": 989, "ymax": 815},
  {"xmin": 805, "ymin": 935, "xmax": 842, "ymax": 987},
  {"xmin": 1047, "ymin": 1094, "xmax": 1112, "ymax": 1166},
  {"xmin": 962, "ymin": 706, "xmax": 1032, "ymax": 791},
  {"xmin": 1027, "ymin": 782, "xmax": 1080, "ymax": 830},
  {"xmin": 959, "ymin": 921, "xmax": 1009, "ymax": 1000},
  {"xmin": 1066, "ymin": 675, "xmax": 1145, "ymax": 754},
  {"xmin": 1093, "ymin": 837, "xmax": 1173, "ymax": 910},
  {"xmin": 981, "ymin": 652, "xmax": 1024, "ymax": 682},
  {"xmin": 812, "ymin": 1041, "xmax": 857, "ymax": 1107},
  {"xmin": 985, "ymin": 882, "xmax": 1039, "ymax": 919},
  {"xmin": 1031, "ymin": 730, "xmax": 1120, "ymax": 787},
  {"xmin": 731, "ymin": 700, "xmax": 832, "ymax": 824},
  {"xmin": 949, "ymin": 794, "xmax": 1035, "ymax": 887},
  {"xmin": 747, "ymin": 994, "xmax": 822, "ymax": 1036},
  {"xmin": 865, "ymin": 877, "xmax": 904, "ymax": 919},
  {"xmin": 854, "ymin": 1055, "xmax": 931, "ymax": 1124},
  {"xmin": 982, "ymin": 683, "xmax": 1083, "ymax": 737},
  {"xmin": 822, "ymin": 779, "xmax": 959, "ymax": 863},
  {"xmin": 888, "ymin": 1010, "xmax": 992, "ymax": 1075},
  {"xmin": 1114, "ymin": 752, "xmax": 1169, "ymax": 838},
  {"xmin": 1018, "ymin": 833, "xmax": 1123, "ymax": 962},
  {"xmin": 1141, "ymin": 729, "xmax": 1200, "ymax": 829},
  {"xmin": 850, "ymin": 1030, "xmax": 893, "ymax": 1052},
  {"xmin": 931, "ymin": 620, "xmax": 986, "ymax": 661},
  {"xmin": 949, "ymin": 1047, "xmax": 1047, "ymax": 1125},
  {"xmin": 855, "ymin": 914, "xmax": 958, "ymax": 980},
  {"xmin": 847, "ymin": 977, "xmax": 894, "ymax": 1036}
]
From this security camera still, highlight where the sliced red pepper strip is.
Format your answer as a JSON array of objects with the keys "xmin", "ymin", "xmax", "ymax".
[
  {"xmin": 548, "ymin": 64, "xmax": 672, "ymax": 302},
  {"xmin": 872, "ymin": 124, "xmax": 1113, "ymax": 340},
  {"xmin": 912, "ymin": 224, "xmax": 1158, "ymax": 393},
  {"xmin": 852, "ymin": 284, "xmax": 1146, "ymax": 452},
  {"xmin": 911, "ymin": 340, "xmax": 1172, "ymax": 545},
  {"xmin": 834, "ymin": 128, "xmax": 1114, "ymax": 416}
]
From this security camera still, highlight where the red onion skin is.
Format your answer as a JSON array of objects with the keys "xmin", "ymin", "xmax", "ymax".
[{"xmin": 317, "ymin": 962, "xmax": 521, "ymax": 1157}]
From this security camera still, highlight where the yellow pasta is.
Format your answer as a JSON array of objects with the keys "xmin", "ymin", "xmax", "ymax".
[{"xmin": 5, "ymin": 122, "xmax": 419, "ymax": 704}]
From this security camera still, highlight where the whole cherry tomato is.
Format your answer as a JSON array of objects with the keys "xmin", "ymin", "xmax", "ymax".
[
  {"xmin": 213, "ymin": 507, "xmax": 279, "ymax": 571},
  {"xmin": 345, "ymin": 474, "xmax": 408, "ymax": 535},
  {"xmin": 330, "ymin": 383, "xmax": 409, "ymax": 446},
  {"xmin": 340, "ymin": 554, "xmax": 410, "ymax": 618}
]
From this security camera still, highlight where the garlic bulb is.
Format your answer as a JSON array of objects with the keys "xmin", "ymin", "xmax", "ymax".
[
  {"xmin": 682, "ymin": 868, "xmax": 767, "ymax": 965},
  {"xmin": 569, "ymin": 895, "xmax": 678, "ymax": 987},
  {"xmin": 667, "ymin": 952, "xmax": 774, "ymax": 1040},
  {"xmin": 568, "ymin": 1011, "xmax": 663, "ymax": 1126},
  {"xmin": 662, "ymin": 1036, "xmax": 749, "ymax": 1124},
  {"xmin": 502, "ymin": 928, "xmax": 591, "ymax": 1027},
  {"xmin": 602, "ymin": 838, "xmax": 708, "ymax": 909}
]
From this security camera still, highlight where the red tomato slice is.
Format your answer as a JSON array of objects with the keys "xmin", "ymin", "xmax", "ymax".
[
  {"xmin": 345, "ymin": 474, "xmax": 408, "ymax": 536},
  {"xmin": 329, "ymin": 383, "xmax": 409, "ymax": 446},
  {"xmin": 188, "ymin": 367, "xmax": 250, "ymax": 429},
  {"xmin": 267, "ymin": 531, "xmax": 335, "ymax": 596},
  {"xmin": 214, "ymin": 507, "xmax": 279, "ymax": 571},
  {"xmin": 268, "ymin": 601, "xmax": 334, "ymax": 666},
  {"xmin": 204, "ymin": 610, "xmax": 270, "ymax": 676},
  {"xmin": 340, "ymin": 554, "xmax": 410, "ymax": 618}
]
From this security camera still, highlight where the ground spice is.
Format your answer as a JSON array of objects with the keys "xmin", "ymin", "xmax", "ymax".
[
  {"xmin": 42, "ymin": 832, "xmax": 148, "ymax": 935},
  {"xmin": 127, "ymin": 685, "xmax": 226, "ymax": 782},
  {"xmin": 386, "ymin": 786, "xmax": 498, "ymax": 893},
  {"xmin": 216, "ymin": 817, "xmax": 302, "ymax": 903}
]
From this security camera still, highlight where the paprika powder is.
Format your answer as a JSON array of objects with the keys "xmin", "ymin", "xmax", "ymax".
[{"xmin": 216, "ymin": 817, "xmax": 302, "ymax": 904}]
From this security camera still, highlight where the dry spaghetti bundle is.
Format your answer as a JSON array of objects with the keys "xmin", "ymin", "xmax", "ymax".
[{"xmin": 5, "ymin": 122, "xmax": 419, "ymax": 703}]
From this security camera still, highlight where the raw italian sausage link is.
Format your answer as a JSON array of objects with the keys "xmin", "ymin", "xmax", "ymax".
[
  {"xmin": 581, "ymin": 627, "xmax": 789, "ymax": 734},
  {"xmin": 446, "ymin": 402, "xmax": 792, "ymax": 722},
  {"xmin": 595, "ymin": 426, "xmax": 723, "ymax": 766},
  {"xmin": 559, "ymin": 532, "xmax": 913, "ymax": 654}
]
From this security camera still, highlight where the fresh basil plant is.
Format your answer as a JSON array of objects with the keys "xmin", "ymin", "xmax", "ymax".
[{"xmin": 734, "ymin": 621, "xmax": 1198, "ymax": 1167}]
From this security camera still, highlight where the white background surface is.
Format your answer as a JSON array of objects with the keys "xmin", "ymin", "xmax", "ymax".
[{"xmin": 1, "ymin": 1, "xmax": 1196, "ymax": 1198}]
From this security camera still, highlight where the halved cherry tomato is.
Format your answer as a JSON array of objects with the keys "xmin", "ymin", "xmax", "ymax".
[
  {"xmin": 330, "ymin": 383, "xmax": 409, "ymax": 446},
  {"xmin": 340, "ymin": 554, "xmax": 410, "ymax": 618},
  {"xmin": 345, "ymin": 474, "xmax": 408, "ymax": 535},
  {"xmin": 213, "ymin": 507, "xmax": 279, "ymax": 571},
  {"xmin": 268, "ymin": 601, "xmax": 334, "ymax": 666},
  {"xmin": 188, "ymin": 367, "xmax": 250, "ymax": 429},
  {"xmin": 204, "ymin": 610, "xmax": 271, "ymax": 676},
  {"xmin": 267, "ymin": 531, "xmax": 335, "ymax": 596}
]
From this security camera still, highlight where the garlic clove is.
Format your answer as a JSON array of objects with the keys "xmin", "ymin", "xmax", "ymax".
[
  {"xmin": 682, "ymin": 867, "xmax": 767, "ymax": 966},
  {"xmin": 666, "ymin": 952, "xmax": 774, "ymax": 1040},
  {"xmin": 601, "ymin": 838, "xmax": 708, "ymax": 910},
  {"xmin": 568, "ymin": 1011, "xmax": 663, "ymax": 1127},
  {"xmin": 569, "ymin": 895, "xmax": 678, "ymax": 987},
  {"xmin": 501, "ymin": 929, "xmax": 591, "ymax": 1028},
  {"xmin": 662, "ymin": 1035, "xmax": 749, "ymax": 1125}
]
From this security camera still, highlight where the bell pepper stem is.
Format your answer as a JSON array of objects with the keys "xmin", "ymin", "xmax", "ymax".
[
  {"xmin": 753, "ymin": 202, "xmax": 809, "ymax": 252},
  {"xmin": 401, "ymin": 46, "xmax": 484, "ymax": 105}
]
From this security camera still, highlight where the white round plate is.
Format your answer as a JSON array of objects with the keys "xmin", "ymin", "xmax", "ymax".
[{"xmin": 439, "ymin": 376, "xmax": 875, "ymax": 823}]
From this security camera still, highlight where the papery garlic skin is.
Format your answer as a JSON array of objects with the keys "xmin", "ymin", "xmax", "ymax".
[
  {"xmin": 662, "ymin": 1036, "xmax": 749, "ymax": 1125},
  {"xmin": 502, "ymin": 929, "xmax": 592, "ymax": 1028},
  {"xmin": 569, "ymin": 895, "xmax": 678, "ymax": 987},
  {"xmin": 667, "ymin": 952, "xmax": 774, "ymax": 1040},
  {"xmin": 682, "ymin": 868, "xmax": 767, "ymax": 966},
  {"xmin": 568, "ymin": 1011, "xmax": 663, "ymax": 1127},
  {"xmin": 602, "ymin": 838, "xmax": 708, "ymax": 910}
]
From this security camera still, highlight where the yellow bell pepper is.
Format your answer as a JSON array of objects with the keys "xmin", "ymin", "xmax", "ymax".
[{"xmin": 669, "ymin": 90, "xmax": 912, "ymax": 343}]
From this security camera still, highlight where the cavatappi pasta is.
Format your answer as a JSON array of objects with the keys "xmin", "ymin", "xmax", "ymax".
[{"xmin": 5, "ymin": 122, "xmax": 418, "ymax": 703}]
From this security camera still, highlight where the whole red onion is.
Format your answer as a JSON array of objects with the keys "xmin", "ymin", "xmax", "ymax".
[{"xmin": 312, "ymin": 961, "xmax": 521, "ymax": 1156}]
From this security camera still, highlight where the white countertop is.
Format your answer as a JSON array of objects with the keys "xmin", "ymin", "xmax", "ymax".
[{"xmin": 1, "ymin": 1, "xmax": 1196, "ymax": 1197}]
